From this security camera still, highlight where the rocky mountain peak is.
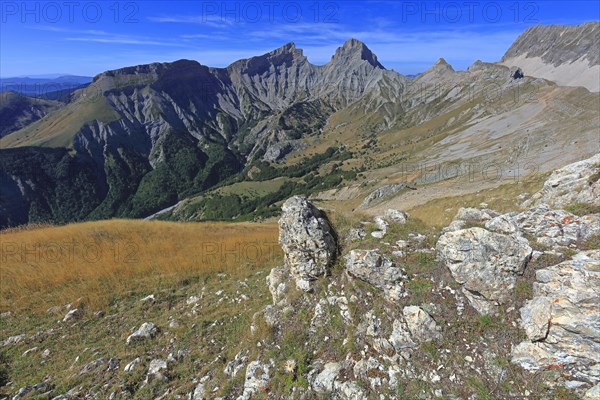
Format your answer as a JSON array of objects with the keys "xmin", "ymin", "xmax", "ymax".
[
  {"xmin": 434, "ymin": 57, "xmax": 449, "ymax": 66},
  {"xmin": 228, "ymin": 42, "xmax": 308, "ymax": 75},
  {"xmin": 329, "ymin": 38, "xmax": 384, "ymax": 69},
  {"xmin": 269, "ymin": 41, "xmax": 303, "ymax": 58}
]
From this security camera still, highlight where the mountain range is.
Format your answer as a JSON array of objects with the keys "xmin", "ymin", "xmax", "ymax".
[{"xmin": 0, "ymin": 22, "xmax": 599, "ymax": 229}]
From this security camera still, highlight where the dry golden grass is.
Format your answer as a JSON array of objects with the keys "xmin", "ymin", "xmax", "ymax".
[
  {"xmin": 408, "ymin": 173, "xmax": 548, "ymax": 227},
  {"xmin": 0, "ymin": 219, "xmax": 281, "ymax": 313}
]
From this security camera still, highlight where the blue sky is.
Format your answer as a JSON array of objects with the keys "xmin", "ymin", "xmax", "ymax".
[{"xmin": 1, "ymin": 1, "xmax": 598, "ymax": 77}]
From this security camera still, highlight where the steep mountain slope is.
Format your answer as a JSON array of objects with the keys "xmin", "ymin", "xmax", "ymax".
[
  {"xmin": 0, "ymin": 92, "xmax": 62, "ymax": 138},
  {"xmin": 170, "ymin": 56, "xmax": 599, "ymax": 221},
  {"xmin": 500, "ymin": 22, "xmax": 600, "ymax": 91},
  {"xmin": 0, "ymin": 40, "xmax": 401, "ymax": 227}
]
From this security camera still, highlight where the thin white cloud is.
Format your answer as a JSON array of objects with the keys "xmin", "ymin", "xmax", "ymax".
[
  {"xmin": 148, "ymin": 15, "xmax": 235, "ymax": 28},
  {"xmin": 27, "ymin": 26, "xmax": 110, "ymax": 36},
  {"xmin": 179, "ymin": 33, "xmax": 232, "ymax": 41},
  {"xmin": 65, "ymin": 37, "xmax": 187, "ymax": 46}
]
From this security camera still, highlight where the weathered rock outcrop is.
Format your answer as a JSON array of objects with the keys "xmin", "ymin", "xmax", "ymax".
[
  {"xmin": 442, "ymin": 206, "xmax": 500, "ymax": 233},
  {"xmin": 237, "ymin": 360, "xmax": 274, "ymax": 400},
  {"xmin": 344, "ymin": 249, "xmax": 407, "ymax": 300},
  {"xmin": 359, "ymin": 184, "xmax": 407, "ymax": 208},
  {"xmin": 523, "ymin": 153, "xmax": 600, "ymax": 209},
  {"xmin": 278, "ymin": 196, "xmax": 337, "ymax": 291},
  {"xmin": 402, "ymin": 306, "xmax": 442, "ymax": 342},
  {"xmin": 384, "ymin": 209, "xmax": 409, "ymax": 224},
  {"xmin": 512, "ymin": 250, "xmax": 600, "ymax": 389},
  {"xmin": 436, "ymin": 227, "xmax": 532, "ymax": 314},
  {"xmin": 514, "ymin": 204, "xmax": 600, "ymax": 247}
]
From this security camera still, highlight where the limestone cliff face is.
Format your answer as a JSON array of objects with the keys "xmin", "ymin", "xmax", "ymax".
[
  {"xmin": 502, "ymin": 22, "xmax": 600, "ymax": 66},
  {"xmin": 500, "ymin": 22, "xmax": 600, "ymax": 91}
]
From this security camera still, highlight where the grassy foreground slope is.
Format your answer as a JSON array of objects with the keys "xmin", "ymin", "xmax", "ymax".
[
  {"xmin": 0, "ymin": 220, "xmax": 281, "ymax": 398},
  {"xmin": 0, "ymin": 220, "xmax": 281, "ymax": 313}
]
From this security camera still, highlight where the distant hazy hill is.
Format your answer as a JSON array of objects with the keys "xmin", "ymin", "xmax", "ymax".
[
  {"xmin": 0, "ymin": 91, "xmax": 62, "ymax": 138},
  {"xmin": 0, "ymin": 75, "xmax": 92, "ymax": 99}
]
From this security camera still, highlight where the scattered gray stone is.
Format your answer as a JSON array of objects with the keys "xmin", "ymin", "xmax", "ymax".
[
  {"xmin": 22, "ymin": 347, "xmax": 39, "ymax": 357},
  {"xmin": 236, "ymin": 360, "xmax": 273, "ymax": 400},
  {"xmin": 191, "ymin": 382, "xmax": 206, "ymax": 400},
  {"xmin": 385, "ymin": 209, "xmax": 410, "ymax": 224},
  {"xmin": 146, "ymin": 359, "xmax": 169, "ymax": 383},
  {"xmin": 12, "ymin": 382, "xmax": 52, "ymax": 399},
  {"xmin": 224, "ymin": 350, "xmax": 249, "ymax": 378},
  {"xmin": 345, "ymin": 249, "xmax": 407, "ymax": 300},
  {"xmin": 79, "ymin": 357, "xmax": 119, "ymax": 375},
  {"xmin": 126, "ymin": 322, "xmax": 158, "ymax": 345},
  {"xmin": 62, "ymin": 308, "xmax": 82, "ymax": 323},
  {"xmin": 346, "ymin": 226, "xmax": 367, "ymax": 242},
  {"xmin": 371, "ymin": 216, "xmax": 389, "ymax": 238},
  {"xmin": 140, "ymin": 294, "xmax": 155, "ymax": 303},
  {"xmin": 124, "ymin": 357, "xmax": 140, "ymax": 373},
  {"xmin": 403, "ymin": 306, "xmax": 442, "ymax": 342},
  {"xmin": 3, "ymin": 334, "xmax": 25, "ymax": 346}
]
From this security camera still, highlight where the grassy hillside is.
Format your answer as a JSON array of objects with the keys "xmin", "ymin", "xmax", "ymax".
[
  {"xmin": 0, "ymin": 219, "xmax": 281, "ymax": 312},
  {"xmin": 0, "ymin": 86, "xmax": 118, "ymax": 148},
  {"xmin": 0, "ymin": 220, "xmax": 282, "ymax": 398}
]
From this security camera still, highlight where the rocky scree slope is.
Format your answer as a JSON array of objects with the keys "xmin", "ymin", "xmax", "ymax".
[{"xmin": 245, "ymin": 154, "xmax": 599, "ymax": 399}]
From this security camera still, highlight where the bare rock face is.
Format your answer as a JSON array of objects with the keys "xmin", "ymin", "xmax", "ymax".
[
  {"xmin": 512, "ymin": 250, "xmax": 600, "ymax": 388},
  {"xmin": 523, "ymin": 153, "xmax": 600, "ymax": 209},
  {"xmin": 344, "ymin": 249, "xmax": 407, "ymax": 300},
  {"xmin": 520, "ymin": 297, "xmax": 553, "ymax": 342},
  {"xmin": 279, "ymin": 196, "xmax": 337, "ymax": 291},
  {"xmin": 514, "ymin": 204, "xmax": 600, "ymax": 247},
  {"xmin": 500, "ymin": 22, "xmax": 600, "ymax": 92},
  {"xmin": 436, "ymin": 227, "xmax": 532, "ymax": 315}
]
